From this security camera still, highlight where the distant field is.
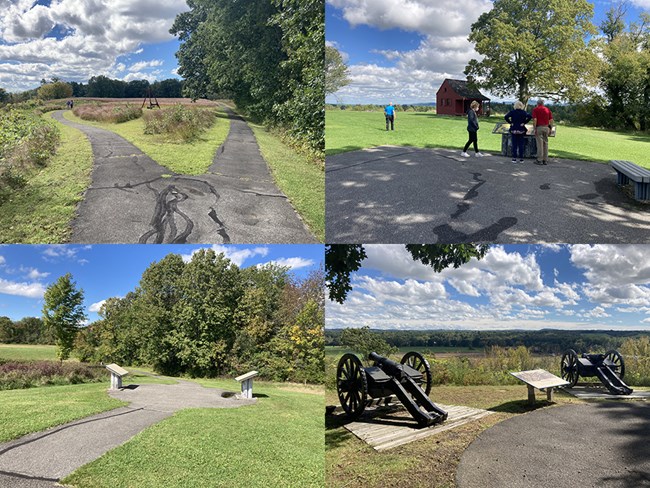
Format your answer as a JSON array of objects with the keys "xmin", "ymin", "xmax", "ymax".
[
  {"xmin": 73, "ymin": 97, "xmax": 224, "ymax": 107},
  {"xmin": 0, "ymin": 344, "xmax": 57, "ymax": 361},
  {"xmin": 325, "ymin": 111, "xmax": 650, "ymax": 167},
  {"xmin": 325, "ymin": 345, "xmax": 480, "ymax": 357}
]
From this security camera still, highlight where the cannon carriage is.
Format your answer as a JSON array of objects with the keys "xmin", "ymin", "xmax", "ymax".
[
  {"xmin": 336, "ymin": 351, "xmax": 448, "ymax": 427},
  {"xmin": 560, "ymin": 349, "xmax": 633, "ymax": 395}
]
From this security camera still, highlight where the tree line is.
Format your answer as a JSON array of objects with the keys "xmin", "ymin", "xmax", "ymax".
[
  {"xmin": 171, "ymin": 0, "xmax": 323, "ymax": 154},
  {"xmin": 47, "ymin": 250, "xmax": 325, "ymax": 383},
  {"xmin": 326, "ymin": 329, "xmax": 648, "ymax": 355},
  {"xmin": 0, "ymin": 316, "xmax": 52, "ymax": 345}
]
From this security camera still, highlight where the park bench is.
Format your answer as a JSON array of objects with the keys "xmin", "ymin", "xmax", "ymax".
[
  {"xmin": 510, "ymin": 369, "xmax": 569, "ymax": 405},
  {"xmin": 105, "ymin": 363, "xmax": 129, "ymax": 390},
  {"xmin": 610, "ymin": 160, "xmax": 650, "ymax": 201},
  {"xmin": 235, "ymin": 370, "xmax": 258, "ymax": 399}
]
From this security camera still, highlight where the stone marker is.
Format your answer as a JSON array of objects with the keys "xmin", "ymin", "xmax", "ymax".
[
  {"xmin": 511, "ymin": 369, "xmax": 569, "ymax": 405},
  {"xmin": 235, "ymin": 371, "xmax": 258, "ymax": 399},
  {"xmin": 105, "ymin": 363, "xmax": 129, "ymax": 390}
]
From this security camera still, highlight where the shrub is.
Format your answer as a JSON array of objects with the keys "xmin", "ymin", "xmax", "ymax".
[
  {"xmin": 0, "ymin": 107, "xmax": 60, "ymax": 203},
  {"xmin": 143, "ymin": 105, "xmax": 216, "ymax": 142},
  {"xmin": 73, "ymin": 103, "xmax": 142, "ymax": 123},
  {"xmin": 0, "ymin": 360, "xmax": 107, "ymax": 390}
]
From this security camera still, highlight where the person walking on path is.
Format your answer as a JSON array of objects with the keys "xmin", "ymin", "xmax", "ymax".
[
  {"xmin": 505, "ymin": 101, "xmax": 532, "ymax": 164},
  {"xmin": 461, "ymin": 101, "xmax": 485, "ymax": 158},
  {"xmin": 532, "ymin": 99, "xmax": 553, "ymax": 165},
  {"xmin": 385, "ymin": 103, "xmax": 395, "ymax": 131}
]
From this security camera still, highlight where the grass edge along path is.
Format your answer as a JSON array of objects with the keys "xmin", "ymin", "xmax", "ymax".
[
  {"xmin": 0, "ymin": 383, "xmax": 127, "ymax": 443},
  {"xmin": 248, "ymin": 121, "xmax": 325, "ymax": 242},
  {"xmin": 63, "ymin": 379, "xmax": 324, "ymax": 488},
  {"xmin": 325, "ymin": 385, "xmax": 585, "ymax": 488},
  {"xmin": 325, "ymin": 111, "xmax": 650, "ymax": 168},
  {"xmin": 0, "ymin": 115, "xmax": 92, "ymax": 243},
  {"xmin": 61, "ymin": 109, "xmax": 230, "ymax": 175}
]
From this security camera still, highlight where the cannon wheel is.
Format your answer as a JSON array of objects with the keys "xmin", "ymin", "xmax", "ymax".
[
  {"xmin": 561, "ymin": 349, "xmax": 579, "ymax": 387},
  {"xmin": 401, "ymin": 351, "xmax": 432, "ymax": 396},
  {"xmin": 337, "ymin": 353, "xmax": 368, "ymax": 419},
  {"xmin": 604, "ymin": 350, "xmax": 626, "ymax": 380}
]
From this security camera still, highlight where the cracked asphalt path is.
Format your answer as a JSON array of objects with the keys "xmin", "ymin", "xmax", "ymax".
[
  {"xmin": 52, "ymin": 110, "xmax": 315, "ymax": 243},
  {"xmin": 0, "ymin": 377, "xmax": 255, "ymax": 487},
  {"xmin": 326, "ymin": 145, "xmax": 650, "ymax": 243},
  {"xmin": 456, "ymin": 402, "xmax": 650, "ymax": 488}
]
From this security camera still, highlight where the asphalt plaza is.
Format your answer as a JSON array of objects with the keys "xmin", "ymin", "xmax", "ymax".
[{"xmin": 326, "ymin": 146, "xmax": 650, "ymax": 243}]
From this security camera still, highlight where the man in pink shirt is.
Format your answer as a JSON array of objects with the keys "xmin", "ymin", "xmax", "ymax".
[{"xmin": 532, "ymin": 99, "xmax": 553, "ymax": 165}]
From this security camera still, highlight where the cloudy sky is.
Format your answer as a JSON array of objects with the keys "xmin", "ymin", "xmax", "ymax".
[
  {"xmin": 0, "ymin": 244, "xmax": 323, "ymax": 322},
  {"xmin": 0, "ymin": 0, "xmax": 189, "ymax": 92},
  {"xmin": 326, "ymin": 0, "xmax": 650, "ymax": 104},
  {"xmin": 326, "ymin": 244, "xmax": 650, "ymax": 331}
]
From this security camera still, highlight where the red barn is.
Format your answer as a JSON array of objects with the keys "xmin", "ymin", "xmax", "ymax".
[{"xmin": 436, "ymin": 79, "xmax": 491, "ymax": 116}]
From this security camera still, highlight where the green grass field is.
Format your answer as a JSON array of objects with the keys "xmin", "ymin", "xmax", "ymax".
[
  {"xmin": 249, "ymin": 120, "xmax": 325, "ymax": 242},
  {"xmin": 61, "ymin": 109, "xmax": 230, "ymax": 175},
  {"xmin": 0, "ymin": 117, "xmax": 93, "ymax": 243},
  {"xmin": 0, "ymin": 383, "xmax": 126, "ymax": 442},
  {"xmin": 0, "ymin": 343, "xmax": 58, "ymax": 361},
  {"xmin": 326, "ymin": 111, "xmax": 650, "ymax": 168},
  {"xmin": 64, "ymin": 379, "xmax": 324, "ymax": 488}
]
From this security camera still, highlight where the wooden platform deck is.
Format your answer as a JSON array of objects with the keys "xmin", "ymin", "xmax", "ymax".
[{"xmin": 343, "ymin": 403, "xmax": 493, "ymax": 451}]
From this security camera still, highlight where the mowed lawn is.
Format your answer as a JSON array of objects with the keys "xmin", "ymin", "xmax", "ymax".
[
  {"xmin": 0, "ymin": 383, "xmax": 126, "ymax": 442},
  {"xmin": 64, "ymin": 379, "xmax": 324, "ymax": 488},
  {"xmin": 326, "ymin": 111, "xmax": 650, "ymax": 168},
  {"xmin": 0, "ymin": 343, "xmax": 58, "ymax": 361}
]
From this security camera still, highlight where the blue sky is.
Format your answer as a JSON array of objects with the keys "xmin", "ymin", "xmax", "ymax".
[
  {"xmin": 0, "ymin": 244, "xmax": 324, "ymax": 322},
  {"xmin": 0, "ymin": 0, "xmax": 188, "ymax": 92},
  {"xmin": 326, "ymin": 245, "xmax": 650, "ymax": 331},
  {"xmin": 326, "ymin": 0, "xmax": 650, "ymax": 104}
]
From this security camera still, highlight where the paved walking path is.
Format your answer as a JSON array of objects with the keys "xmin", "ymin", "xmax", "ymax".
[
  {"xmin": 326, "ymin": 146, "xmax": 650, "ymax": 243},
  {"xmin": 52, "ymin": 109, "xmax": 315, "ymax": 243},
  {"xmin": 0, "ymin": 377, "xmax": 255, "ymax": 487},
  {"xmin": 456, "ymin": 402, "xmax": 650, "ymax": 488}
]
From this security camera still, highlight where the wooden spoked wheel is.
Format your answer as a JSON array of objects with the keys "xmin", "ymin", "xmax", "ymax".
[
  {"xmin": 604, "ymin": 350, "xmax": 625, "ymax": 380},
  {"xmin": 401, "ymin": 351, "xmax": 432, "ymax": 395},
  {"xmin": 336, "ymin": 353, "xmax": 368, "ymax": 419},
  {"xmin": 561, "ymin": 349, "xmax": 579, "ymax": 387}
]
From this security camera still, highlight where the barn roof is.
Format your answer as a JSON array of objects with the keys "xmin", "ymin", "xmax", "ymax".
[{"xmin": 442, "ymin": 79, "xmax": 490, "ymax": 100}]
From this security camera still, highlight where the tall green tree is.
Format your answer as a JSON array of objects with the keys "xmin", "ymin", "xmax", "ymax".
[
  {"xmin": 37, "ymin": 81, "xmax": 73, "ymax": 100},
  {"xmin": 42, "ymin": 273, "xmax": 86, "ymax": 360},
  {"xmin": 340, "ymin": 326, "xmax": 396, "ymax": 359},
  {"xmin": 326, "ymin": 244, "xmax": 490, "ymax": 303},
  {"xmin": 465, "ymin": 0, "xmax": 600, "ymax": 105},
  {"xmin": 325, "ymin": 45, "xmax": 350, "ymax": 95}
]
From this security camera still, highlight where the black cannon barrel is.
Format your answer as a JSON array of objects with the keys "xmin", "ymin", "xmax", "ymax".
[{"xmin": 368, "ymin": 352, "xmax": 404, "ymax": 377}]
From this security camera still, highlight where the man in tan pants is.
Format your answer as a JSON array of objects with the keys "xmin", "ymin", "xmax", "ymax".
[{"xmin": 532, "ymin": 99, "xmax": 553, "ymax": 165}]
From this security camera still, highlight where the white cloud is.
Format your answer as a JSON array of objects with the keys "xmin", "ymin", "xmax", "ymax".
[
  {"xmin": 128, "ymin": 59, "xmax": 163, "ymax": 72},
  {"xmin": 0, "ymin": 278, "xmax": 46, "ymax": 298},
  {"xmin": 0, "ymin": 0, "xmax": 188, "ymax": 91},
  {"xmin": 181, "ymin": 246, "xmax": 269, "ymax": 267},
  {"xmin": 24, "ymin": 267, "xmax": 50, "ymax": 280},
  {"xmin": 262, "ymin": 257, "xmax": 315, "ymax": 270},
  {"xmin": 327, "ymin": 0, "xmax": 492, "ymax": 103},
  {"xmin": 88, "ymin": 299, "xmax": 106, "ymax": 313},
  {"xmin": 0, "ymin": 256, "xmax": 5, "ymax": 265}
]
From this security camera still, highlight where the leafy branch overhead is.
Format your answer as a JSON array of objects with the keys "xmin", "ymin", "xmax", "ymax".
[{"xmin": 326, "ymin": 244, "xmax": 489, "ymax": 303}]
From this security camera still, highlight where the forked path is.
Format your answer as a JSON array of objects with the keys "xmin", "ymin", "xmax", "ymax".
[
  {"xmin": 52, "ymin": 110, "xmax": 315, "ymax": 243},
  {"xmin": 0, "ymin": 378, "xmax": 255, "ymax": 487}
]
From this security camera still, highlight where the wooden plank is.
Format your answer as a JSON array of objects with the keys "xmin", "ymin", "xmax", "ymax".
[{"xmin": 343, "ymin": 403, "xmax": 494, "ymax": 451}]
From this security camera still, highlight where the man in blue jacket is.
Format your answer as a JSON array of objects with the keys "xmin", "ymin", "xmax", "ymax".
[{"xmin": 385, "ymin": 103, "xmax": 395, "ymax": 131}]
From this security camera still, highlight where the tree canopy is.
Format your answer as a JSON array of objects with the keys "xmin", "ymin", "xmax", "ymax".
[
  {"xmin": 325, "ymin": 45, "xmax": 350, "ymax": 95},
  {"xmin": 38, "ymin": 81, "xmax": 73, "ymax": 101},
  {"xmin": 42, "ymin": 273, "xmax": 86, "ymax": 361},
  {"xmin": 170, "ymin": 0, "xmax": 324, "ymax": 153},
  {"xmin": 465, "ymin": 0, "xmax": 599, "ymax": 105},
  {"xmin": 326, "ymin": 244, "xmax": 489, "ymax": 303}
]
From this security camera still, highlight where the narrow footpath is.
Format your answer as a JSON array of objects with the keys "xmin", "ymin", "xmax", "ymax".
[
  {"xmin": 52, "ymin": 110, "xmax": 315, "ymax": 243},
  {"xmin": 0, "ymin": 377, "xmax": 255, "ymax": 487}
]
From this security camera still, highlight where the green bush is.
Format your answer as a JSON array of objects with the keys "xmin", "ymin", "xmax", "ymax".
[
  {"xmin": 0, "ymin": 107, "xmax": 60, "ymax": 203},
  {"xmin": 143, "ymin": 105, "xmax": 216, "ymax": 142}
]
